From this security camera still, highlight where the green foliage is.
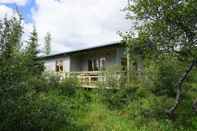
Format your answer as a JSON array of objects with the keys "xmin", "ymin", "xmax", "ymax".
[
  {"xmin": 121, "ymin": 0, "xmax": 197, "ymax": 123},
  {"xmin": 0, "ymin": 6, "xmax": 197, "ymax": 131},
  {"xmin": 59, "ymin": 77, "xmax": 80, "ymax": 96},
  {"xmin": 152, "ymin": 55, "xmax": 185, "ymax": 97},
  {"xmin": 0, "ymin": 16, "xmax": 74, "ymax": 131},
  {"xmin": 101, "ymin": 87, "xmax": 136, "ymax": 110},
  {"xmin": 128, "ymin": 0, "xmax": 197, "ymax": 60},
  {"xmin": 25, "ymin": 27, "xmax": 44, "ymax": 75},
  {"xmin": 29, "ymin": 91, "xmax": 75, "ymax": 131},
  {"xmin": 98, "ymin": 65, "xmax": 127, "ymax": 88},
  {"xmin": 0, "ymin": 17, "xmax": 22, "ymax": 58}
]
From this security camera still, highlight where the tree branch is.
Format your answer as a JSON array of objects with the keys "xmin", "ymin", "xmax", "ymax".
[{"xmin": 166, "ymin": 59, "xmax": 196, "ymax": 118}]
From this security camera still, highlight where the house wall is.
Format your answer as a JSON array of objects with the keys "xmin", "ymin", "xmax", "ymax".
[
  {"xmin": 42, "ymin": 45, "xmax": 125, "ymax": 73},
  {"xmin": 70, "ymin": 46, "xmax": 124, "ymax": 72},
  {"xmin": 43, "ymin": 56, "xmax": 70, "ymax": 72},
  {"xmin": 70, "ymin": 55, "xmax": 81, "ymax": 71},
  {"xmin": 44, "ymin": 59, "xmax": 55, "ymax": 72}
]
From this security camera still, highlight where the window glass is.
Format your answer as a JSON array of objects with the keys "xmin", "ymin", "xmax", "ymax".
[
  {"xmin": 94, "ymin": 59, "xmax": 98, "ymax": 71},
  {"xmin": 100, "ymin": 57, "xmax": 106, "ymax": 70},
  {"xmin": 88, "ymin": 60, "xmax": 93, "ymax": 71},
  {"xmin": 56, "ymin": 59, "xmax": 64, "ymax": 72},
  {"xmin": 88, "ymin": 57, "xmax": 106, "ymax": 71}
]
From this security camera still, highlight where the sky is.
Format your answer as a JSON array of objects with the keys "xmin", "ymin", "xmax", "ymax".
[{"xmin": 0, "ymin": 0, "xmax": 130, "ymax": 54}]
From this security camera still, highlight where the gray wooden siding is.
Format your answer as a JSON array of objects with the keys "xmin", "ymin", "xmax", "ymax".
[
  {"xmin": 43, "ymin": 46, "xmax": 124, "ymax": 72},
  {"xmin": 44, "ymin": 56, "xmax": 70, "ymax": 72},
  {"xmin": 70, "ymin": 47, "xmax": 123, "ymax": 71}
]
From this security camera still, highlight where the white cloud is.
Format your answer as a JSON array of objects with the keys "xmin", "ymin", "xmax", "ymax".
[
  {"xmin": 0, "ymin": 0, "xmax": 27, "ymax": 6},
  {"xmin": 0, "ymin": 5, "xmax": 15, "ymax": 19},
  {"xmin": 33, "ymin": 0, "xmax": 130, "ymax": 54},
  {"xmin": 22, "ymin": 22, "xmax": 33, "ymax": 43}
]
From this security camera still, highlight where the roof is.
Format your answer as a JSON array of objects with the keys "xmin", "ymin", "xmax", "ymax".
[{"xmin": 39, "ymin": 42, "xmax": 122, "ymax": 60}]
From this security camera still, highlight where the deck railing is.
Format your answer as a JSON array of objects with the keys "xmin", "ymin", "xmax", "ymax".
[{"xmin": 63, "ymin": 71, "xmax": 126, "ymax": 88}]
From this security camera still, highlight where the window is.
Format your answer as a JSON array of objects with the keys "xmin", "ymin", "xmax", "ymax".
[
  {"xmin": 56, "ymin": 60, "xmax": 64, "ymax": 72},
  {"xmin": 88, "ymin": 60, "xmax": 93, "ymax": 71},
  {"xmin": 100, "ymin": 57, "xmax": 106, "ymax": 70},
  {"xmin": 88, "ymin": 57, "xmax": 106, "ymax": 71}
]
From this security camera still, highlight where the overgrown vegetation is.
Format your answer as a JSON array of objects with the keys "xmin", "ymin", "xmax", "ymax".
[
  {"xmin": 0, "ymin": 0, "xmax": 197, "ymax": 130},
  {"xmin": 122, "ymin": 0, "xmax": 197, "ymax": 119}
]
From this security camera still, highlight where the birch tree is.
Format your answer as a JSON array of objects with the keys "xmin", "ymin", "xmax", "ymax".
[{"xmin": 123, "ymin": 0, "xmax": 197, "ymax": 118}]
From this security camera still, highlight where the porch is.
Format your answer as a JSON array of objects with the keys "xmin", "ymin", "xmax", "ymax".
[{"xmin": 61, "ymin": 71, "xmax": 126, "ymax": 88}]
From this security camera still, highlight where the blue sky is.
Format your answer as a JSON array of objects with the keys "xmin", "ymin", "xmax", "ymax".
[
  {"xmin": 0, "ymin": 0, "xmax": 130, "ymax": 54},
  {"xmin": 0, "ymin": 0, "xmax": 35, "ymax": 23}
]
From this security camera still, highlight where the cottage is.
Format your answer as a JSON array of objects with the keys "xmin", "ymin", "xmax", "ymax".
[{"xmin": 39, "ymin": 42, "xmax": 126, "ymax": 87}]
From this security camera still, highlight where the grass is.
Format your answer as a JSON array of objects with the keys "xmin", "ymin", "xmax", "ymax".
[
  {"xmin": 46, "ymin": 88, "xmax": 197, "ymax": 131},
  {"xmin": 78, "ymin": 98, "xmax": 135, "ymax": 131}
]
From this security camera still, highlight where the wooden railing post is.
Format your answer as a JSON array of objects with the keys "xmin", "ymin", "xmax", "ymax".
[
  {"xmin": 63, "ymin": 71, "xmax": 125, "ymax": 88},
  {"xmin": 88, "ymin": 76, "xmax": 91, "ymax": 85}
]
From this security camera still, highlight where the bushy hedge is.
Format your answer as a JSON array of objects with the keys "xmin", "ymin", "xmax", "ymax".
[{"xmin": 0, "ymin": 73, "xmax": 81, "ymax": 131}]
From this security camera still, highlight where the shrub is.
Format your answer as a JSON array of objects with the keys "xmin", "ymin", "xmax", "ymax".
[
  {"xmin": 28, "ymin": 92, "xmax": 75, "ymax": 131},
  {"xmin": 101, "ymin": 65, "xmax": 126, "ymax": 88},
  {"xmin": 101, "ymin": 86, "xmax": 137, "ymax": 110},
  {"xmin": 0, "ymin": 77, "xmax": 77, "ymax": 131},
  {"xmin": 59, "ymin": 77, "xmax": 80, "ymax": 96}
]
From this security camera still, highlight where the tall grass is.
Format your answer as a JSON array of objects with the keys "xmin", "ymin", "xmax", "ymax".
[{"xmin": 49, "ymin": 80, "xmax": 196, "ymax": 131}]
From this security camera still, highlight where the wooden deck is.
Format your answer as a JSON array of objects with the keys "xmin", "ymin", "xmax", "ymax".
[{"xmin": 61, "ymin": 71, "xmax": 125, "ymax": 88}]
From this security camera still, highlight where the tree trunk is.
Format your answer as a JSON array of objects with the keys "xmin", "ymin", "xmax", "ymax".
[
  {"xmin": 166, "ymin": 59, "xmax": 196, "ymax": 118},
  {"xmin": 136, "ymin": 54, "xmax": 144, "ymax": 81},
  {"xmin": 127, "ymin": 48, "xmax": 131, "ymax": 83}
]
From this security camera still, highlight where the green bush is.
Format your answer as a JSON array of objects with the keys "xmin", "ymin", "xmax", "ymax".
[
  {"xmin": 0, "ymin": 77, "xmax": 78, "ymax": 131},
  {"xmin": 59, "ymin": 77, "xmax": 80, "ymax": 96},
  {"xmin": 101, "ymin": 87, "xmax": 137, "ymax": 110},
  {"xmin": 101, "ymin": 65, "xmax": 126, "ymax": 88},
  {"xmin": 28, "ymin": 92, "xmax": 75, "ymax": 131}
]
